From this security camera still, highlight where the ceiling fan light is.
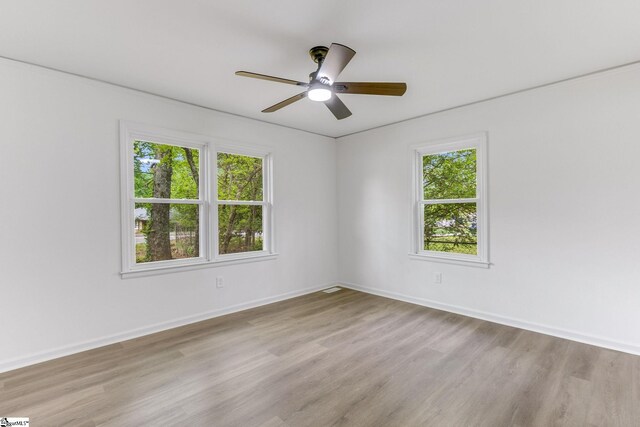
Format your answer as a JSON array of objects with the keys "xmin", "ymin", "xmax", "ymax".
[{"xmin": 308, "ymin": 87, "xmax": 332, "ymax": 102}]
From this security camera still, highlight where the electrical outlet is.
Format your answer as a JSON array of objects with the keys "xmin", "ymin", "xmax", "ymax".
[
  {"xmin": 216, "ymin": 277, "xmax": 224, "ymax": 288},
  {"xmin": 434, "ymin": 272, "xmax": 443, "ymax": 284}
]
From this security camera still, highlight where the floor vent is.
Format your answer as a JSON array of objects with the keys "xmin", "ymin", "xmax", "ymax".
[{"xmin": 323, "ymin": 287, "xmax": 342, "ymax": 293}]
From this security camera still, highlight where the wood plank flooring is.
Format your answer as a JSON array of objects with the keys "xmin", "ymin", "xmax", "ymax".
[{"xmin": 1, "ymin": 288, "xmax": 639, "ymax": 426}]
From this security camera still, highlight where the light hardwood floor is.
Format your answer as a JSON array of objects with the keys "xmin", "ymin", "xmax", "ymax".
[{"xmin": 1, "ymin": 288, "xmax": 639, "ymax": 426}]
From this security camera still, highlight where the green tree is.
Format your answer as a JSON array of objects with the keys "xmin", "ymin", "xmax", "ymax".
[
  {"xmin": 217, "ymin": 153, "xmax": 263, "ymax": 254},
  {"xmin": 134, "ymin": 146, "xmax": 263, "ymax": 260},
  {"xmin": 134, "ymin": 141, "xmax": 200, "ymax": 262},
  {"xmin": 147, "ymin": 145, "xmax": 173, "ymax": 260},
  {"xmin": 423, "ymin": 149, "xmax": 477, "ymax": 254}
]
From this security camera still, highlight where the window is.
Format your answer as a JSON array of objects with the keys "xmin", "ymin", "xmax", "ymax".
[
  {"xmin": 216, "ymin": 151, "xmax": 270, "ymax": 257},
  {"xmin": 411, "ymin": 133, "xmax": 488, "ymax": 267},
  {"xmin": 120, "ymin": 122, "xmax": 274, "ymax": 276},
  {"xmin": 132, "ymin": 140, "xmax": 203, "ymax": 265}
]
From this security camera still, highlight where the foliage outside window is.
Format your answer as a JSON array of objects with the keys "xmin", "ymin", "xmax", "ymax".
[
  {"xmin": 413, "ymin": 134, "xmax": 488, "ymax": 266},
  {"xmin": 134, "ymin": 141, "xmax": 201, "ymax": 264},
  {"xmin": 217, "ymin": 153, "xmax": 265, "ymax": 255},
  {"xmin": 423, "ymin": 149, "xmax": 477, "ymax": 255},
  {"xmin": 121, "ymin": 122, "xmax": 274, "ymax": 276}
]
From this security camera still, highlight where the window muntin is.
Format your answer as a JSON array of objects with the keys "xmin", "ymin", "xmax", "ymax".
[
  {"xmin": 413, "ymin": 134, "xmax": 488, "ymax": 265},
  {"xmin": 121, "ymin": 122, "xmax": 275, "ymax": 276}
]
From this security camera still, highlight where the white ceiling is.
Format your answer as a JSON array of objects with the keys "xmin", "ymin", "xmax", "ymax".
[{"xmin": 1, "ymin": 1, "xmax": 639, "ymax": 138}]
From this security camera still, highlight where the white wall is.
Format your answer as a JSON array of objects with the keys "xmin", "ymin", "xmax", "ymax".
[
  {"xmin": 3, "ymin": 57, "xmax": 639, "ymax": 373},
  {"xmin": 337, "ymin": 64, "xmax": 640, "ymax": 353},
  {"xmin": 0, "ymin": 59, "xmax": 338, "ymax": 371}
]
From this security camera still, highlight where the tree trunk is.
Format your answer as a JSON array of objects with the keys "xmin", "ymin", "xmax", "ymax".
[
  {"xmin": 245, "ymin": 184, "xmax": 259, "ymax": 250},
  {"xmin": 183, "ymin": 148, "xmax": 199, "ymax": 187},
  {"xmin": 222, "ymin": 205, "xmax": 237, "ymax": 253},
  {"xmin": 183, "ymin": 148, "xmax": 199, "ymax": 257},
  {"xmin": 147, "ymin": 147, "xmax": 173, "ymax": 261}
]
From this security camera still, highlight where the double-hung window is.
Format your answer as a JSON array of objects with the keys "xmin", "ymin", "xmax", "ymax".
[
  {"xmin": 125, "ymin": 129, "xmax": 205, "ymax": 268},
  {"xmin": 411, "ymin": 133, "xmax": 489, "ymax": 267},
  {"xmin": 120, "ymin": 122, "xmax": 274, "ymax": 277},
  {"xmin": 215, "ymin": 149, "xmax": 271, "ymax": 257}
]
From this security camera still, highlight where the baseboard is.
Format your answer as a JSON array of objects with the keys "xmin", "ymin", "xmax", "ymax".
[
  {"xmin": 340, "ymin": 282, "xmax": 640, "ymax": 356},
  {"xmin": 0, "ymin": 283, "xmax": 335, "ymax": 374}
]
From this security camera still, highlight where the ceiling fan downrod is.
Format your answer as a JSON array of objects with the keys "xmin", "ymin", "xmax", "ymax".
[{"xmin": 308, "ymin": 46, "xmax": 329, "ymax": 82}]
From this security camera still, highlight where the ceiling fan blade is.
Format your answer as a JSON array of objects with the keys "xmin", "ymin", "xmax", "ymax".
[
  {"xmin": 262, "ymin": 92, "xmax": 307, "ymax": 113},
  {"xmin": 317, "ymin": 43, "xmax": 356, "ymax": 84},
  {"xmin": 333, "ymin": 82, "xmax": 407, "ymax": 96},
  {"xmin": 236, "ymin": 71, "xmax": 308, "ymax": 87},
  {"xmin": 324, "ymin": 95, "xmax": 352, "ymax": 120}
]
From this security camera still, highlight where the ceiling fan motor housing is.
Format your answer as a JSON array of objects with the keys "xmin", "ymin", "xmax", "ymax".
[{"xmin": 309, "ymin": 46, "xmax": 329, "ymax": 64}]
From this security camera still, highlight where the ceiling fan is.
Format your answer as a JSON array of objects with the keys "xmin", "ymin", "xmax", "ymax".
[{"xmin": 235, "ymin": 43, "xmax": 407, "ymax": 120}]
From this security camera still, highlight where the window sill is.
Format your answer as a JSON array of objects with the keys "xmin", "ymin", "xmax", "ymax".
[
  {"xmin": 121, "ymin": 253, "xmax": 279, "ymax": 279},
  {"xmin": 408, "ymin": 253, "xmax": 490, "ymax": 269}
]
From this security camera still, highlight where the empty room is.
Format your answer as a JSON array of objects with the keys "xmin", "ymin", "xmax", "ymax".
[{"xmin": 1, "ymin": 1, "xmax": 640, "ymax": 426}]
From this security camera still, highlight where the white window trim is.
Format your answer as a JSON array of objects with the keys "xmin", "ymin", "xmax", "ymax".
[
  {"xmin": 120, "ymin": 121, "xmax": 277, "ymax": 278},
  {"xmin": 409, "ymin": 132, "xmax": 490, "ymax": 268}
]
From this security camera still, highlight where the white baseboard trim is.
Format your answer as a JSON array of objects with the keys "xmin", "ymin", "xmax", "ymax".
[
  {"xmin": 340, "ymin": 282, "xmax": 640, "ymax": 356},
  {"xmin": 0, "ymin": 283, "xmax": 334, "ymax": 374}
]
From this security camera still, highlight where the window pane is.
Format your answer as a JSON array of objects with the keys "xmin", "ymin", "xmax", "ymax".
[
  {"xmin": 424, "ymin": 203, "xmax": 477, "ymax": 255},
  {"xmin": 218, "ymin": 204, "xmax": 264, "ymax": 254},
  {"xmin": 134, "ymin": 203, "xmax": 200, "ymax": 263},
  {"xmin": 423, "ymin": 149, "xmax": 476, "ymax": 200},
  {"xmin": 134, "ymin": 141, "xmax": 200, "ymax": 199},
  {"xmin": 217, "ymin": 153, "xmax": 263, "ymax": 201}
]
